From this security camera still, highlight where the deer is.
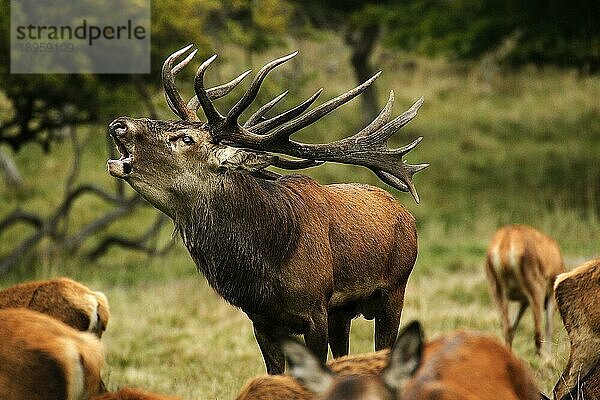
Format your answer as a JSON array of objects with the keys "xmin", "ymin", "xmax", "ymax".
[
  {"xmin": 282, "ymin": 320, "xmax": 542, "ymax": 400},
  {"xmin": 237, "ymin": 349, "xmax": 390, "ymax": 399},
  {"xmin": 0, "ymin": 277, "xmax": 110, "ymax": 338},
  {"xmin": 92, "ymin": 388, "xmax": 182, "ymax": 400},
  {"xmin": 0, "ymin": 307, "xmax": 105, "ymax": 400},
  {"xmin": 484, "ymin": 224, "xmax": 564, "ymax": 354},
  {"xmin": 106, "ymin": 45, "xmax": 428, "ymax": 374},
  {"xmin": 553, "ymin": 257, "xmax": 600, "ymax": 400}
]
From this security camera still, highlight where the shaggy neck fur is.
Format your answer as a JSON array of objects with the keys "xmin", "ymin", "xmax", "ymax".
[{"xmin": 174, "ymin": 172, "xmax": 302, "ymax": 313}]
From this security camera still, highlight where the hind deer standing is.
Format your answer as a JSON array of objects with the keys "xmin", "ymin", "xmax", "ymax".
[
  {"xmin": 106, "ymin": 45, "xmax": 427, "ymax": 374},
  {"xmin": 485, "ymin": 224, "xmax": 564, "ymax": 354}
]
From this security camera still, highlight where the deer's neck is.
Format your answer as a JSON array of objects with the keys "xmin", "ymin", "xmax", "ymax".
[{"xmin": 174, "ymin": 173, "xmax": 301, "ymax": 312}]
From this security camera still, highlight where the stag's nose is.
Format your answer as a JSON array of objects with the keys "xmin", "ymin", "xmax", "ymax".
[{"xmin": 109, "ymin": 119, "xmax": 128, "ymax": 137}]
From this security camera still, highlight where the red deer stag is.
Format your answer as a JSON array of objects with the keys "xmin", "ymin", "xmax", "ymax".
[
  {"xmin": 553, "ymin": 257, "xmax": 600, "ymax": 400},
  {"xmin": 0, "ymin": 277, "xmax": 109, "ymax": 338},
  {"xmin": 485, "ymin": 224, "xmax": 564, "ymax": 354},
  {"xmin": 107, "ymin": 45, "xmax": 427, "ymax": 374},
  {"xmin": 283, "ymin": 321, "xmax": 542, "ymax": 400},
  {"xmin": 0, "ymin": 308, "xmax": 105, "ymax": 400}
]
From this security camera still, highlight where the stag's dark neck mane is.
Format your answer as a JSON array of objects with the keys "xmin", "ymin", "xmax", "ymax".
[{"xmin": 173, "ymin": 172, "xmax": 305, "ymax": 312}]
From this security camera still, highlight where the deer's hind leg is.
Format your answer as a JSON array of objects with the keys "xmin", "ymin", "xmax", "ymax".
[{"xmin": 486, "ymin": 257, "xmax": 514, "ymax": 347}]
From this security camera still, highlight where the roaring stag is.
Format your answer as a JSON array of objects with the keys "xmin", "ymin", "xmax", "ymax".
[
  {"xmin": 283, "ymin": 321, "xmax": 542, "ymax": 400},
  {"xmin": 553, "ymin": 257, "xmax": 600, "ymax": 400},
  {"xmin": 107, "ymin": 45, "xmax": 427, "ymax": 374},
  {"xmin": 485, "ymin": 224, "xmax": 564, "ymax": 354}
]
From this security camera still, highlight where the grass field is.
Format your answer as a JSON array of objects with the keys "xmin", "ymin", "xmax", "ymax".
[{"xmin": 1, "ymin": 35, "xmax": 599, "ymax": 398}]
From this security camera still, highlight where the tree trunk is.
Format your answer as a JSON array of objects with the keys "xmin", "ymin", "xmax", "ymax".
[{"xmin": 345, "ymin": 23, "xmax": 381, "ymax": 122}]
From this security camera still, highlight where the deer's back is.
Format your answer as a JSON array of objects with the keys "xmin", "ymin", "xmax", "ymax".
[
  {"xmin": 0, "ymin": 278, "xmax": 109, "ymax": 336},
  {"xmin": 403, "ymin": 331, "xmax": 539, "ymax": 400},
  {"xmin": 487, "ymin": 225, "xmax": 563, "ymax": 280}
]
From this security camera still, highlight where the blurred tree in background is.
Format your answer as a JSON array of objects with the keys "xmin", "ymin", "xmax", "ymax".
[
  {"xmin": 291, "ymin": 0, "xmax": 395, "ymax": 118},
  {"xmin": 384, "ymin": 0, "xmax": 599, "ymax": 71}
]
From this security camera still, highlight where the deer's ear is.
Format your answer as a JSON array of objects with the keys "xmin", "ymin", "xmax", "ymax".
[
  {"xmin": 211, "ymin": 147, "xmax": 277, "ymax": 174},
  {"xmin": 382, "ymin": 320, "xmax": 424, "ymax": 394},
  {"xmin": 283, "ymin": 339, "xmax": 334, "ymax": 394}
]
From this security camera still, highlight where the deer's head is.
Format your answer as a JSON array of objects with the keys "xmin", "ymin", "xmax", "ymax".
[
  {"xmin": 108, "ymin": 45, "xmax": 429, "ymax": 216},
  {"xmin": 283, "ymin": 321, "xmax": 424, "ymax": 400}
]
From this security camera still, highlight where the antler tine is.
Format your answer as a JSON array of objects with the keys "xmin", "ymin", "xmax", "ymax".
[
  {"xmin": 272, "ymin": 158, "xmax": 324, "ymax": 169},
  {"xmin": 369, "ymin": 97, "xmax": 424, "ymax": 145},
  {"xmin": 355, "ymin": 90, "xmax": 395, "ymax": 138},
  {"xmin": 208, "ymin": 70, "xmax": 252, "ymax": 99},
  {"xmin": 374, "ymin": 167, "xmax": 428, "ymax": 204},
  {"xmin": 221, "ymin": 51, "xmax": 299, "ymax": 132},
  {"xmin": 162, "ymin": 44, "xmax": 198, "ymax": 121},
  {"xmin": 248, "ymin": 89, "xmax": 324, "ymax": 135},
  {"xmin": 194, "ymin": 55, "xmax": 225, "ymax": 125},
  {"xmin": 262, "ymin": 72, "xmax": 381, "ymax": 144},
  {"xmin": 187, "ymin": 70, "xmax": 253, "ymax": 111},
  {"xmin": 244, "ymin": 91, "xmax": 289, "ymax": 128}
]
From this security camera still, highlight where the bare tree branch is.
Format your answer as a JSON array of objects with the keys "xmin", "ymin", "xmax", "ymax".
[
  {"xmin": 87, "ymin": 214, "xmax": 174, "ymax": 259},
  {"xmin": 0, "ymin": 210, "xmax": 44, "ymax": 231}
]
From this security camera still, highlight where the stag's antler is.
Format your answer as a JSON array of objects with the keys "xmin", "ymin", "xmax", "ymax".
[{"xmin": 162, "ymin": 45, "xmax": 429, "ymax": 203}]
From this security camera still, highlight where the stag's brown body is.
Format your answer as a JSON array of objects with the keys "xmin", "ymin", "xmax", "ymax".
[
  {"xmin": 0, "ymin": 277, "xmax": 109, "ymax": 337},
  {"xmin": 553, "ymin": 257, "xmax": 600, "ymax": 400},
  {"xmin": 0, "ymin": 308, "xmax": 105, "ymax": 400},
  {"xmin": 485, "ymin": 224, "xmax": 564, "ymax": 353},
  {"xmin": 283, "ymin": 322, "xmax": 541, "ymax": 400},
  {"xmin": 107, "ymin": 46, "xmax": 426, "ymax": 373}
]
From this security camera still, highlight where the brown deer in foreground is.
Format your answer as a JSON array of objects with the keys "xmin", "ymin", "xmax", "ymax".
[
  {"xmin": 0, "ymin": 277, "xmax": 110, "ymax": 338},
  {"xmin": 237, "ymin": 349, "xmax": 390, "ymax": 399},
  {"xmin": 485, "ymin": 224, "xmax": 564, "ymax": 354},
  {"xmin": 281, "ymin": 321, "xmax": 542, "ymax": 400},
  {"xmin": 92, "ymin": 388, "xmax": 182, "ymax": 400},
  {"xmin": 553, "ymin": 257, "xmax": 600, "ymax": 400},
  {"xmin": 0, "ymin": 308, "xmax": 105, "ymax": 400},
  {"xmin": 107, "ymin": 45, "xmax": 427, "ymax": 374}
]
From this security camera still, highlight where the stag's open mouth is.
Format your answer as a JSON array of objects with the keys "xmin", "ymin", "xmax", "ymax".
[{"xmin": 107, "ymin": 136, "xmax": 134, "ymax": 178}]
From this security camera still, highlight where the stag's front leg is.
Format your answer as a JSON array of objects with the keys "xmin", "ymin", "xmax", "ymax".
[
  {"xmin": 304, "ymin": 309, "xmax": 329, "ymax": 364},
  {"xmin": 253, "ymin": 324, "xmax": 285, "ymax": 374},
  {"xmin": 328, "ymin": 310, "xmax": 351, "ymax": 358}
]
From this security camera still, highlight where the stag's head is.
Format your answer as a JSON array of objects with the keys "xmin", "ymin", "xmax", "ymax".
[{"xmin": 108, "ymin": 44, "xmax": 428, "ymax": 215}]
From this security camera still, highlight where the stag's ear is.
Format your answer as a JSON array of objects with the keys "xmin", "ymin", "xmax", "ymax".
[
  {"xmin": 211, "ymin": 147, "xmax": 277, "ymax": 174},
  {"xmin": 382, "ymin": 320, "xmax": 424, "ymax": 394},
  {"xmin": 283, "ymin": 339, "xmax": 334, "ymax": 394}
]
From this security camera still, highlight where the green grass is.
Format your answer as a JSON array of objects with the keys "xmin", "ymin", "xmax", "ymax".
[{"xmin": 1, "ymin": 34, "xmax": 599, "ymax": 398}]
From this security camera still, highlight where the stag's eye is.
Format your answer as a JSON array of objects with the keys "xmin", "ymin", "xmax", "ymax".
[{"xmin": 182, "ymin": 135, "xmax": 195, "ymax": 145}]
